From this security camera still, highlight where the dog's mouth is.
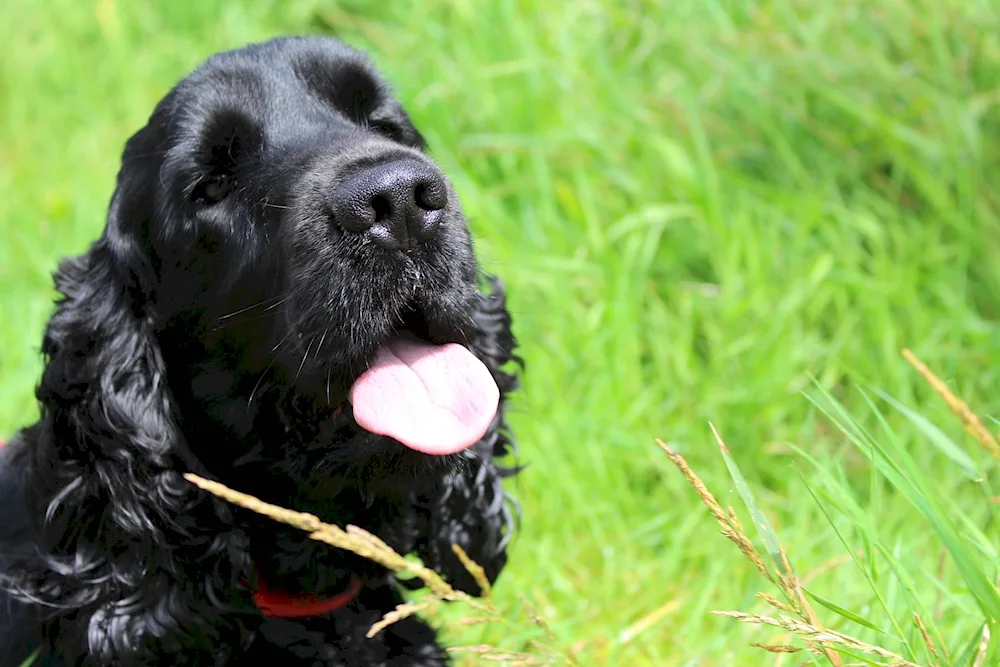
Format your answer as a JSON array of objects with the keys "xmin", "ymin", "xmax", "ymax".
[{"xmin": 342, "ymin": 304, "xmax": 499, "ymax": 456}]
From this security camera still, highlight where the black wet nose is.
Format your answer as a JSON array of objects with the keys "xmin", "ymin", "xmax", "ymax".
[{"xmin": 331, "ymin": 159, "xmax": 448, "ymax": 249}]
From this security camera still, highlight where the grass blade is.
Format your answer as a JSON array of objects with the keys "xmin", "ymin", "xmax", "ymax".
[
  {"xmin": 810, "ymin": 384, "xmax": 1000, "ymax": 620},
  {"xmin": 803, "ymin": 588, "xmax": 888, "ymax": 636},
  {"xmin": 876, "ymin": 390, "xmax": 983, "ymax": 481},
  {"xmin": 710, "ymin": 423, "xmax": 784, "ymax": 570}
]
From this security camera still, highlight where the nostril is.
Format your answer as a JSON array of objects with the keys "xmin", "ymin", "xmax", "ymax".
[
  {"xmin": 370, "ymin": 195, "xmax": 392, "ymax": 223},
  {"xmin": 330, "ymin": 160, "xmax": 448, "ymax": 247},
  {"xmin": 414, "ymin": 179, "xmax": 448, "ymax": 212}
]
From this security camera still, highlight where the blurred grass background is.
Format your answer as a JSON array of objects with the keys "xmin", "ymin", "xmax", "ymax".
[{"xmin": 2, "ymin": 0, "xmax": 999, "ymax": 664}]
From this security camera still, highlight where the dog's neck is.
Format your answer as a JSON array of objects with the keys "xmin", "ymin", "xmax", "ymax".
[
  {"xmin": 160, "ymin": 360, "xmax": 426, "ymax": 586},
  {"xmin": 153, "ymin": 328, "xmax": 463, "ymax": 604}
]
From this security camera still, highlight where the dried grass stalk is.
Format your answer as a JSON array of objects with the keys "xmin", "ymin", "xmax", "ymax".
[
  {"xmin": 912, "ymin": 613, "xmax": 940, "ymax": 666},
  {"xmin": 655, "ymin": 440, "xmax": 771, "ymax": 581},
  {"xmin": 972, "ymin": 623, "xmax": 991, "ymax": 667},
  {"xmin": 184, "ymin": 472, "xmax": 577, "ymax": 664},
  {"xmin": 367, "ymin": 601, "xmax": 435, "ymax": 639},
  {"xmin": 713, "ymin": 612, "xmax": 920, "ymax": 666},
  {"xmin": 447, "ymin": 645, "xmax": 554, "ymax": 665},
  {"xmin": 902, "ymin": 348, "xmax": 1000, "ymax": 461},
  {"xmin": 185, "ymin": 473, "xmax": 463, "ymax": 601},
  {"xmin": 750, "ymin": 643, "xmax": 805, "ymax": 653},
  {"xmin": 756, "ymin": 592, "xmax": 798, "ymax": 614},
  {"xmin": 452, "ymin": 544, "xmax": 492, "ymax": 599},
  {"xmin": 657, "ymin": 438, "xmax": 844, "ymax": 667}
]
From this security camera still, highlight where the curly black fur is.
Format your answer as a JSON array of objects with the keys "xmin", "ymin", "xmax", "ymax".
[{"xmin": 0, "ymin": 36, "xmax": 521, "ymax": 666}]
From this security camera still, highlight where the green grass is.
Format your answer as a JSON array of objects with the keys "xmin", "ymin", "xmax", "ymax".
[{"xmin": 2, "ymin": 0, "xmax": 1000, "ymax": 663}]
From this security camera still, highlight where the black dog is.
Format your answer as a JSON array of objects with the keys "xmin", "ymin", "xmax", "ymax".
[{"xmin": 0, "ymin": 36, "xmax": 521, "ymax": 666}]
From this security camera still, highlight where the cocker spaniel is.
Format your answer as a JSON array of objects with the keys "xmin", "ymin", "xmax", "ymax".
[{"xmin": 0, "ymin": 36, "xmax": 521, "ymax": 666}]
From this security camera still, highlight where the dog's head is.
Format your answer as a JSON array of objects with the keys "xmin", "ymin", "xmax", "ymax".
[
  {"xmin": 43, "ymin": 37, "xmax": 517, "ymax": 498},
  {"xmin": 4, "ymin": 41, "xmax": 519, "ymax": 640}
]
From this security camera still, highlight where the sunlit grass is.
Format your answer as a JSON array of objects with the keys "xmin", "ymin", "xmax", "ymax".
[{"xmin": 2, "ymin": 0, "xmax": 999, "ymax": 662}]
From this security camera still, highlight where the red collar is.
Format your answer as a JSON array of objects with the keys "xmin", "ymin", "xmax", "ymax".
[{"xmin": 252, "ymin": 569, "xmax": 362, "ymax": 618}]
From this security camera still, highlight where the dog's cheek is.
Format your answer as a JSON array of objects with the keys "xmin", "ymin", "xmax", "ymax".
[{"xmin": 417, "ymin": 219, "xmax": 479, "ymax": 334}]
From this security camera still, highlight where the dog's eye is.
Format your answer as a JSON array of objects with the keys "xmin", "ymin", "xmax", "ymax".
[{"xmin": 192, "ymin": 173, "xmax": 234, "ymax": 205}]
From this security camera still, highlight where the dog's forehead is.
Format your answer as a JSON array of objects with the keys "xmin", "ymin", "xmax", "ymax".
[{"xmin": 175, "ymin": 37, "xmax": 394, "ymax": 122}]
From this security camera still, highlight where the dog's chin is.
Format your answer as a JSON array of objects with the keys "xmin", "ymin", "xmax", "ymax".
[{"xmin": 306, "ymin": 426, "xmax": 462, "ymax": 500}]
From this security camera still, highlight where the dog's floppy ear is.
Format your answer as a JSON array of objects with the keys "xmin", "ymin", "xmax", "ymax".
[
  {"xmin": 415, "ymin": 275, "xmax": 522, "ymax": 595},
  {"xmin": 7, "ymin": 129, "xmax": 248, "ymax": 660},
  {"xmin": 31, "ymin": 130, "xmax": 183, "ymax": 547}
]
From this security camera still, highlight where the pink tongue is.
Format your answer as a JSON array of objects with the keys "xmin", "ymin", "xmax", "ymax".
[{"xmin": 349, "ymin": 336, "xmax": 500, "ymax": 455}]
